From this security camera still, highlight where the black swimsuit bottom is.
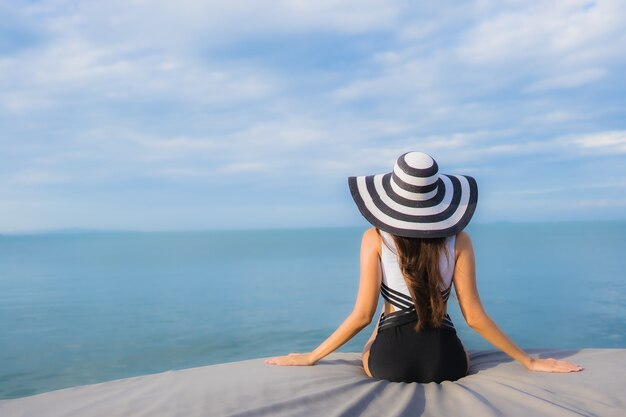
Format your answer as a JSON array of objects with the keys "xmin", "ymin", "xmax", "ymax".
[
  {"xmin": 368, "ymin": 314, "xmax": 468, "ymax": 384},
  {"xmin": 369, "ymin": 281, "xmax": 468, "ymax": 383}
]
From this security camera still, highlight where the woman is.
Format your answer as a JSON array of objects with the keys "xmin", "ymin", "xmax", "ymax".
[{"xmin": 265, "ymin": 152, "xmax": 583, "ymax": 382}]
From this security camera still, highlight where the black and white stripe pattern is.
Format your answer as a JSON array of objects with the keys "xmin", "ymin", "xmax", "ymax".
[
  {"xmin": 378, "ymin": 282, "xmax": 455, "ymax": 332},
  {"xmin": 348, "ymin": 152, "xmax": 478, "ymax": 238}
]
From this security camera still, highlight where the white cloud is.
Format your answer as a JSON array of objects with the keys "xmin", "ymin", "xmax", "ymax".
[
  {"xmin": 501, "ymin": 180, "xmax": 626, "ymax": 196},
  {"xmin": 126, "ymin": 133, "xmax": 220, "ymax": 153},
  {"xmin": 524, "ymin": 68, "xmax": 607, "ymax": 93},
  {"xmin": 562, "ymin": 131, "xmax": 626, "ymax": 153},
  {"xmin": 24, "ymin": 0, "xmax": 402, "ymax": 52},
  {"xmin": 219, "ymin": 162, "xmax": 269, "ymax": 174},
  {"xmin": 575, "ymin": 198, "xmax": 626, "ymax": 208},
  {"xmin": 0, "ymin": 38, "xmax": 279, "ymax": 113},
  {"xmin": 10, "ymin": 171, "xmax": 69, "ymax": 185},
  {"xmin": 1, "ymin": 92, "xmax": 52, "ymax": 113},
  {"xmin": 457, "ymin": 0, "xmax": 626, "ymax": 65},
  {"xmin": 524, "ymin": 110, "xmax": 584, "ymax": 124}
]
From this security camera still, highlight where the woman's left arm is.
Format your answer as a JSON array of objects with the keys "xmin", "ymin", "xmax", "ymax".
[{"xmin": 265, "ymin": 228, "xmax": 381, "ymax": 366}]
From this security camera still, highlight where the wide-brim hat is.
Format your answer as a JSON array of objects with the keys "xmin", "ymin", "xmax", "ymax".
[{"xmin": 348, "ymin": 151, "xmax": 478, "ymax": 238}]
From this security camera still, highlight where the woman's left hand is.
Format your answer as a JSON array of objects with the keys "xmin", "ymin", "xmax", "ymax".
[{"xmin": 265, "ymin": 352, "xmax": 315, "ymax": 366}]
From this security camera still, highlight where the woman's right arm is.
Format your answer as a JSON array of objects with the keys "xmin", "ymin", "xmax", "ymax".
[{"xmin": 453, "ymin": 231, "xmax": 583, "ymax": 373}]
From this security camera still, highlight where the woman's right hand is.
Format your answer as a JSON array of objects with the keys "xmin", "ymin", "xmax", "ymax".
[{"xmin": 526, "ymin": 357, "xmax": 584, "ymax": 373}]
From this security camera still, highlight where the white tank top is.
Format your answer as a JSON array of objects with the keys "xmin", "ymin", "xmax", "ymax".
[{"xmin": 379, "ymin": 230, "xmax": 456, "ymax": 304}]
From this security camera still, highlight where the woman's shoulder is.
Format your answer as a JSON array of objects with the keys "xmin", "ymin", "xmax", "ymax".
[
  {"xmin": 361, "ymin": 227, "xmax": 382, "ymax": 253},
  {"xmin": 362, "ymin": 227, "xmax": 381, "ymax": 242},
  {"xmin": 454, "ymin": 230, "xmax": 473, "ymax": 254}
]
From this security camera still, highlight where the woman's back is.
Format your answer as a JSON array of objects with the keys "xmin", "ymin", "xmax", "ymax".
[
  {"xmin": 377, "ymin": 230, "xmax": 456, "ymax": 332},
  {"xmin": 367, "ymin": 230, "xmax": 469, "ymax": 383},
  {"xmin": 379, "ymin": 230, "xmax": 456, "ymax": 298}
]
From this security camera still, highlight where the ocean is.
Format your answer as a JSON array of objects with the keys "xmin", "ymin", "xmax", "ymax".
[{"xmin": 1, "ymin": 222, "xmax": 625, "ymax": 399}]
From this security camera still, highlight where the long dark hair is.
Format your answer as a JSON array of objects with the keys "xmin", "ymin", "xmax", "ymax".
[{"xmin": 378, "ymin": 228, "xmax": 449, "ymax": 332}]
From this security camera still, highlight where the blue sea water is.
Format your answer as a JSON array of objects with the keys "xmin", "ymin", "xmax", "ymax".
[{"xmin": 0, "ymin": 222, "xmax": 625, "ymax": 400}]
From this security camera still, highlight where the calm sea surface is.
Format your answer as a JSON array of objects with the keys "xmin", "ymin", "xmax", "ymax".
[{"xmin": 1, "ymin": 222, "xmax": 625, "ymax": 399}]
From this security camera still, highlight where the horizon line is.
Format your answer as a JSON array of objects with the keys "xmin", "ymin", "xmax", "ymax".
[{"xmin": 2, "ymin": 219, "xmax": 626, "ymax": 236}]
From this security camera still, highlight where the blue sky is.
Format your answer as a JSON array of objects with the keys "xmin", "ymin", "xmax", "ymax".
[{"xmin": 1, "ymin": 0, "xmax": 625, "ymax": 232}]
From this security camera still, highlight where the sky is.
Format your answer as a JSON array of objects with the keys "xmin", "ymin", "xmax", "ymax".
[{"xmin": 1, "ymin": 0, "xmax": 625, "ymax": 232}]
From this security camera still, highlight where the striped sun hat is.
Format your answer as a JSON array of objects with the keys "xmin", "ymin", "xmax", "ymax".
[{"xmin": 348, "ymin": 151, "xmax": 478, "ymax": 238}]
